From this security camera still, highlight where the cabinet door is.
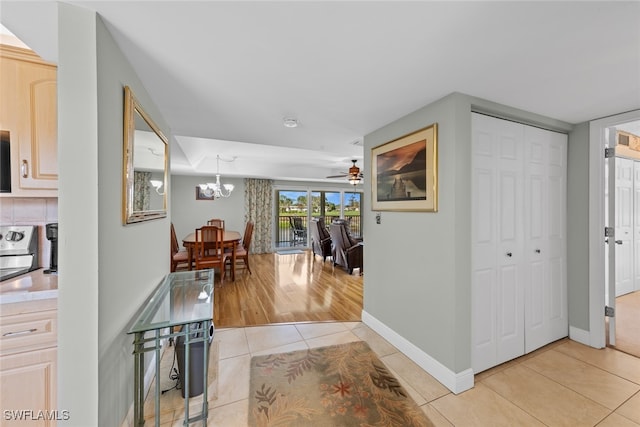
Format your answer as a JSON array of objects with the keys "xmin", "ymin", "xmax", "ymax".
[
  {"xmin": 523, "ymin": 126, "xmax": 568, "ymax": 352},
  {"xmin": 0, "ymin": 347, "xmax": 57, "ymax": 426},
  {"xmin": 16, "ymin": 60, "xmax": 57, "ymax": 190}
]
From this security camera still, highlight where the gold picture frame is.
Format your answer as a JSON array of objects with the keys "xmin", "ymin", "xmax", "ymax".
[{"xmin": 371, "ymin": 123, "xmax": 438, "ymax": 212}]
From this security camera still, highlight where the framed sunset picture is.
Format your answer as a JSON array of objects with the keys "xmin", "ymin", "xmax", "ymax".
[{"xmin": 371, "ymin": 123, "xmax": 438, "ymax": 212}]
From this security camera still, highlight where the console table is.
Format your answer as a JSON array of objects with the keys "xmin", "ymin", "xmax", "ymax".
[{"xmin": 128, "ymin": 269, "xmax": 215, "ymax": 426}]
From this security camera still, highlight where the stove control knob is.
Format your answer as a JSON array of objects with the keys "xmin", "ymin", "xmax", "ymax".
[{"xmin": 6, "ymin": 231, "xmax": 25, "ymax": 242}]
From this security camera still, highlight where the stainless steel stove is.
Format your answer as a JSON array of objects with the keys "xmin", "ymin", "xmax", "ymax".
[{"xmin": 0, "ymin": 225, "xmax": 39, "ymax": 281}]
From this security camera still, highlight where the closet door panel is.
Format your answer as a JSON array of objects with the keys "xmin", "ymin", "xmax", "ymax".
[
  {"xmin": 496, "ymin": 121, "xmax": 525, "ymax": 367},
  {"xmin": 472, "ymin": 113, "xmax": 525, "ymax": 372},
  {"xmin": 525, "ymin": 128, "xmax": 568, "ymax": 352},
  {"xmin": 549, "ymin": 258, "xmax": 564, "ymax": 320},
  {"xmin": 471, "ymin": 118, "xmax": 499, "ymax": 373},
  {"xmin": 472, "ymin": 269, "xmax": 496, "ymax": 372},
  {"xmin": 547, "ymin": 134, "xmax": 568, "ymax": 341},
  {"xmin": 497, "ymin": 264, "xmax": 522, "ymax": 366}
]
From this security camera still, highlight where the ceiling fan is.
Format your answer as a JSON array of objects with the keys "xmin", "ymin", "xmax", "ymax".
[{"xmin": 327, "ymin": 160, "xmax": 364, "ymax": 185}]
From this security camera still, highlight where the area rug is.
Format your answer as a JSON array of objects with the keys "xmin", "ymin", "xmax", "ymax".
[
  {"xmin": 249, "ymin": 341, "xmax": 434, "ymax": 426},
  {"xmin": 276, "ymin": 249, "xmax": 304, "ymax": 255}
]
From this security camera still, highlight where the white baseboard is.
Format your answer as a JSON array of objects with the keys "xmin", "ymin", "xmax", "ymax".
[
  {"xmin": 361, "ymin": 310, "xmax": 474, "ymax": 394},
  {"xmin": 569, "ymin": 325, "xmax": 594, "ymax": 347}
]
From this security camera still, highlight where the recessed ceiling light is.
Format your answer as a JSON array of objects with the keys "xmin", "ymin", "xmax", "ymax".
[{"xmin": 283, "ymin": 117, "xmax": 298, "ymax": 128}]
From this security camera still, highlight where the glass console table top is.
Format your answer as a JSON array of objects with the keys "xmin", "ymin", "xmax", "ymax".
[{"xmin": 128, "ymin": 269, "xmax": 214, "ymax": 334}]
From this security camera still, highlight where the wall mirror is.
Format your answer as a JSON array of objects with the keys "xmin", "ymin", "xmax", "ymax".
[{"xmin": 122, "ymin": 86, "xmax": 168, "ymax": 224}]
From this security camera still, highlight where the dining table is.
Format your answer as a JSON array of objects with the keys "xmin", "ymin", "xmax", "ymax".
[{"xmin": 182, "ymin": 229, "xmax": 242, "ymax": 280}]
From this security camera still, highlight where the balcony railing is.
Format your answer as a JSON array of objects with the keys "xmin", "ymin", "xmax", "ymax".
[{"xmin": 275, "ymin": 214, "xmax": 361, "ymax": 248}]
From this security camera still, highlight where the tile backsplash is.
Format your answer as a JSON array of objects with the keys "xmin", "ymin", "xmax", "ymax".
[{"xmin": 0, "ymin": 197, "xmax": 58, "ymax": 268}]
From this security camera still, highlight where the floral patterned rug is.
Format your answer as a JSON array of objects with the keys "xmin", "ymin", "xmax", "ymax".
[{"xmin": 249, "ymin": 341, "xmax": 434, "ymax": 426}]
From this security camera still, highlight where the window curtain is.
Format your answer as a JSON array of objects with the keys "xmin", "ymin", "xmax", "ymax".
[
  {"xmin": 133, "ymin": 171, "xmax": 151, "ymax": 211},
  {"xmin": 244, "ymin": 178, "xmax": 273, "ymax": 254}
]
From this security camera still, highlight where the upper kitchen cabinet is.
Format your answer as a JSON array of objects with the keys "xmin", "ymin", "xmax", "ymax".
[{"xmin": 0, "ymin": 44, "xmax": 57, "ymax": 197}]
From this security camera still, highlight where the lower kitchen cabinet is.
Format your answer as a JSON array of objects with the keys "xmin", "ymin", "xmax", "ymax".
[{"xmin": 0, "ymin": 298, "xmax": 58, "ymax": 426}]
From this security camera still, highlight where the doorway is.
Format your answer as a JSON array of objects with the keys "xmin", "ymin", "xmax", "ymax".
[
  {"xmin": 590, "ymin": 112, "xmax": 640, "ymax": 358},
  {"xmin": 610, "ymin": 123, "xmax": 640, "ymax": 357}
]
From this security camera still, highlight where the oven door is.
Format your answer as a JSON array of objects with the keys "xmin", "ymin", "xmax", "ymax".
[{"xmin": 0, "ymin": 255, "xmax": 35, "ymax": 281}]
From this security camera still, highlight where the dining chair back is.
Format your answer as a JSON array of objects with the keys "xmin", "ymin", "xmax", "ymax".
[
  {"xmin": 227, "ymin": 221, "xmax": 254, "ymax": 274},
  {"xmin": 207, "ymin": 218, "xmax": 225, "ymax": 229},
  {"xmin": 170, "ymin": 223, "xmax": 190, "ymax": 272},
  {"xmin": 194, "ymin": 225, "xmax": 228, "ymax": 281}
]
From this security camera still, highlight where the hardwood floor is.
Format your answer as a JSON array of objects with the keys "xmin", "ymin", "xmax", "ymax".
[
  {"xmin": 614, "ymin": 290, "xmax": 640, "ymax": 358},
  {"xmin": 202, "ymin": 250, "xmax": 363, "ymax": 328}
]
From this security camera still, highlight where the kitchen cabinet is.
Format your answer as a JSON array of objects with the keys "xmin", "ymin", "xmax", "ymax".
[
  {"xmin": 0, "ymin": 298, "xmax": 57, "ymax": 426},
  {"xmin": 0, "ymin": 44, "xmax": 57, "ymax": 197}
]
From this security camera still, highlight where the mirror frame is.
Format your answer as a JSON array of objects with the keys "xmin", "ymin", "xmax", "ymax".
[{"xmin": 122, "ymin": 86, "xmax": 169, "ymax": 224}]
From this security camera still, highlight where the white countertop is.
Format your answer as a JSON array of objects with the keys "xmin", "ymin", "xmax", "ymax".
[{"xmin": 0, "ymin": 268, "xmax": 58, "ymax": 304}]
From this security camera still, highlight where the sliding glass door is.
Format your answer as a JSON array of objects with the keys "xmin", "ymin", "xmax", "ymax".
[{"xmin": 275, "ymin": 187, "xmax": 362, "ymax": 248}]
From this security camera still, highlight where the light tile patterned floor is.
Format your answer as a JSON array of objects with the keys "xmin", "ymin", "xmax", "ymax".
[{"xmin": 139, "ymin": 322, "xmax": 640, "ymax": 426}]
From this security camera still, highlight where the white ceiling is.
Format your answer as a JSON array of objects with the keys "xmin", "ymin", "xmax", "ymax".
[{"xmin": 2, "ymin": 1, "xmax": 639, "ymax": 182}]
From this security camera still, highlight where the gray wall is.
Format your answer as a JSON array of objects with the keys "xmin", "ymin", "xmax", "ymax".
[
  {"xmin": 363, "ymin": 93, "xmax": 473, "ymax": 373},
  {"xmin": 58, "ymin": 4, "xmax": 100, "ymax": 424},
  {"xmin": 58, "ymin": 5, "xmax": 172, "ymax": 425},
  {"xmin": 362, "ymin": 92, "xmax": 576, "ymax": 374},
  {"xmin": 567, "ymin": 122, "xmax": 591, "ymax": 331}
]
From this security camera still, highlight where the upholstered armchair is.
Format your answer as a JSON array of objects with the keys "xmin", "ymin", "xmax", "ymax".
[
  {"xmin": 329, "ymin": 222, "xmax": 363, "ymax": 275},
  {"xmin": 310, "ymin": 218, "xmax": 332, "ymax": 261}
]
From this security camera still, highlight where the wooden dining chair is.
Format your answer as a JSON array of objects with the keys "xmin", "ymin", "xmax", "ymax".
[
  {"xmin": 170, "ymin": 223, "xmax": 191, "ymax": 272},
  {"xmin": 194, "ymin": 225, "xmax": 229, "ymax": 281},
  {"xmin": 207, "ymin": 218, "xmax": 225, "ymax": 229},
  {"xmin": 226, "ymin": 221, "xmax": 254, "ymax": 275}
]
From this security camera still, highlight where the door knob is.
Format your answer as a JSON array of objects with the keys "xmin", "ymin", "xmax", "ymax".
[
  {"xmin": 535, "ymin": 249, "xmax": 541, "ymax": 254},
  {"xmin": 506, "ymin": 252, "xmax": 512, "ymax": 257},
  {"xmin": 615, "ymin": 240, "xmax": 623, "ymax": 245}
]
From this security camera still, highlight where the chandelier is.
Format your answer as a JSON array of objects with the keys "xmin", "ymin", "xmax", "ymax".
[{"xmin": 199, "ymin": 155, "xmax": 235, "ymax": 198}]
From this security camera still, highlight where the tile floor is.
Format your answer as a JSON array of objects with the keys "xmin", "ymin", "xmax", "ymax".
[{"xmin": 144, "ymin": 322, "xmax": 640, "ymax": 426}]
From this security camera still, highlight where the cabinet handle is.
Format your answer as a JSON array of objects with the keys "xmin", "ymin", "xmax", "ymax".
[
  {"xmin": 21, "ymin": 160, "xmax": 28, "ymax": 178},
  {"xmin": 506, "ymin": 252, "xmax": 513, "ymax": 257},
  {"xmin": 615, "ymin": 240, "xmax": 623, "ymax": 245},
  {"xmin": 535, "ymin": 249, "xmax": 541, "ymax": 254},
  {"xmin": 3, "ymin": 328, "xmax": 37, "ymax": 337}
]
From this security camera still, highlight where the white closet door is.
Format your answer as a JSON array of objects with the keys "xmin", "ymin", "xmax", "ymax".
[
  {"xmin": 634, "ymin": 161, "xmax": 640, "ymax": 291},
  {"xmin": 615, "ymin": 157, "xmax": 634, "ymax": 296},
  {"xmin": 523, "ymin": 126, "xmax": 568, "ymax": 352},
  {"xmin": 472, "ymin": 113, "xmax": 525, "ymax": 372}
]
